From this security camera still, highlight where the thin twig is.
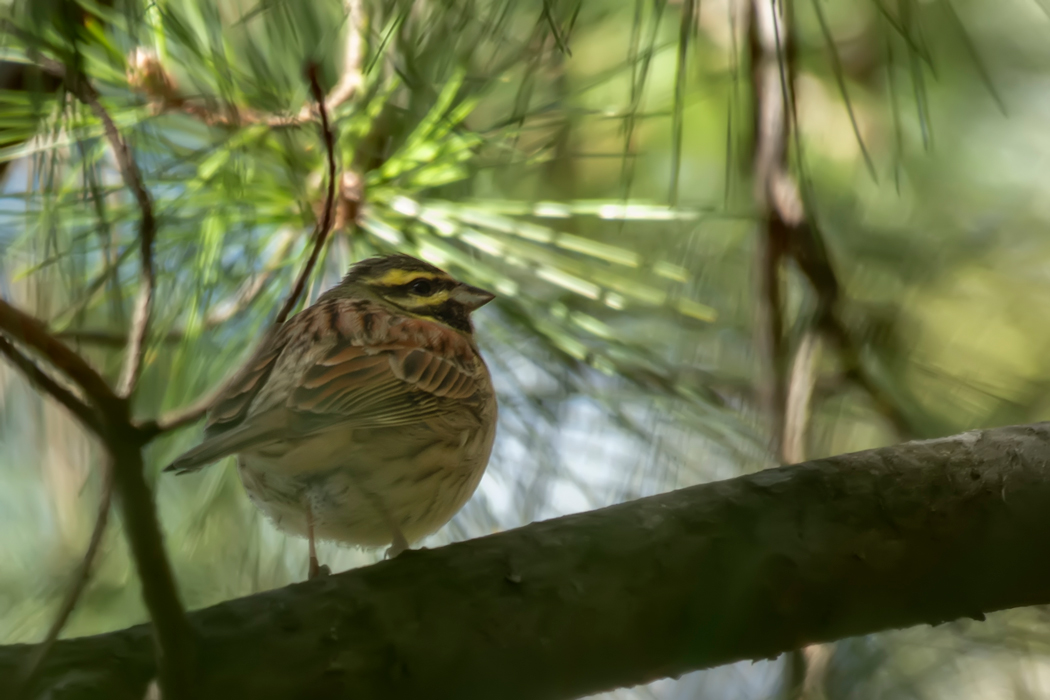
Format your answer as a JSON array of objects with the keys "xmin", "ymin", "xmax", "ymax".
[
  {"xmin": 274, "ymin": 65, "xmax": 339, "ymax": 325},
  {"xmin": 136, "ymin": 65, "xmax": 342, "ymax": 435},
  {"xmin": 138, "ymin": 383, "xmax": 226, "ymax": 439},
  {"xmin": 15, "ymin": 465, "xmax": 113, "ymax": 699},
  {"xmin": 0, "ymin": 335, "xmax": 103, "ymax": 435},
  {"xmin": 73, "ymin": 83, "xmax": 157, "ymax": 396}
]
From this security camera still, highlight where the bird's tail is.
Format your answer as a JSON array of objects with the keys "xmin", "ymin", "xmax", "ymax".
[{"xmin": 164, "ymin": 421, "xmax": 278, "ymax": 474}]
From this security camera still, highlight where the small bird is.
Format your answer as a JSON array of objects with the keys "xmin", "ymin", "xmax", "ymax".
[{"xmin": 165, "ymin": 254, "xmax": 498, "ymax": 578}]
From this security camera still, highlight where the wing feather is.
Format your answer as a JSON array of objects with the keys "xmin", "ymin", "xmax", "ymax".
[{"xmin": 165, "ymin": 300, "xmax": 487, "ymax": 474}]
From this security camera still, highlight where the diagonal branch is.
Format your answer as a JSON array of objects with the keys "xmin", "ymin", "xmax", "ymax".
[
  {"xmin": 137, "ymin": 384, "xmax": 225, "ymax": 439},
  {"xmin": 5, "ymin": 423, "xmax": 1050, "ymax": 700},
  {"xmin": 274, "ymin": 65, "xmax": 339, "ymax": 325},
  {"xmin": 0, "ymin": 298, "xmax": 118, "ymax": 410},
  {"xmin": 0, "ymin": 54, "xmax": 192, "ymax": 695},
  {"xmin": 6, "ymin": 41, "xmax": 156, "ymax": 395},
  {"xmin": 0, "ymin": 334, "xmax": 103, "ymax": 435}
]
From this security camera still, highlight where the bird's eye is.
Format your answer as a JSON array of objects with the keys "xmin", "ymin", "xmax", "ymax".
[{"xmin": 409, "ymin": 278, "xmax": 433, "ymax": 296}]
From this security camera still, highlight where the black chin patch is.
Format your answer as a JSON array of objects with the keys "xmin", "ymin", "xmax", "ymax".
[{"xmin": 423, "ymin": 300, "xmax": 473, "ymax": 333}]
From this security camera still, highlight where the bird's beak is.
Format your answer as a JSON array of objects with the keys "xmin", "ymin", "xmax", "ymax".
[{"xmin": 452, "ymin": 283, "xmax": 496, "ymax": 311}]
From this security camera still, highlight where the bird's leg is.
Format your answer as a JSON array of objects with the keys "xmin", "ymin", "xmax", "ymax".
[
  {"xmin": 373, "ymin": 497, "xmax": 409, "ymax": 559},
  {"xmin": 384, "ymin": 527, "xmax": 410, "ymax": 560},
  {"xmin": 350, "ymin": 478, "xmax": 411, "ymax": 559},
  {"xmin": 305, "ymin": 503, "xmax": 329, "ymax": 579}
]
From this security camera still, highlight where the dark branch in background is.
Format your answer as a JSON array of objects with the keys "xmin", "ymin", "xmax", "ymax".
[
  {"xmin": 4, "ymin": 423, "xmax": 1050, "ymax": 700},
  {"xmin": 15, "ymin": 465, "xmax": 113, "ymax": 698},
  {"xmin": 749, "ymin": 0, "xmax": 791, "ymax": 455},
  {"xmin": 745, "ymin": 0, "xmax": 905, "ymax": 695},
  {"xmin": 0, "ymin": 2, "xmax": 357, "ymax": 695},
  {"xmin": 274, "ymin": 65, "xmax": 339, "ymax": 325},
  {"xmin": 107, "ymin": 430, "xmax": 196, "ymax": 698},
  {"xmin": 0, "ymin": 334, "xmax": 102, "ymax": 434}
]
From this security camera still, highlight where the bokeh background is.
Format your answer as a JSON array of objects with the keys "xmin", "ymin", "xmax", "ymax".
[{"xmin": 3, "ymin": 0, "xmax": 1050, "ymax": 697}]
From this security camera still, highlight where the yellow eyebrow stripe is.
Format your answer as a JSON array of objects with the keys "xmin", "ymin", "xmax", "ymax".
[{"xmin": 373, "ymin": 269, "xmax": 450, "ymax": 286}]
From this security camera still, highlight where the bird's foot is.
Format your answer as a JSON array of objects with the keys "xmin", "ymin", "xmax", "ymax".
[
  {"xmin": 308, "ymin": 555, "xmax": 330, "ymax": 580},
  {"xmin": 384, "ymin": 531, "xmax": 411, "ymax": 560}
]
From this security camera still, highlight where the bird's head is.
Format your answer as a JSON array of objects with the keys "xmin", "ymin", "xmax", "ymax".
[{"xmin": 334, "ymin": 254, "xmax": 495, "ymax": 334}]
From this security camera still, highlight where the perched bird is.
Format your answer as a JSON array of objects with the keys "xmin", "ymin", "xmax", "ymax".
[{"xmin": 165, "ymin": 254, "xmax": 498, "ymax": 578}]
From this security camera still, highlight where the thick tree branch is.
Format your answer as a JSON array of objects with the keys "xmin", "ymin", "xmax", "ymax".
[{"xmin": 5, "ymin": 423, "xmax": 1050, "ymax": 700}]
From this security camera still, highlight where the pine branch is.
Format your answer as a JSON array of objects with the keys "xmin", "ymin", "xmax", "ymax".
[
  {"xmin": 127, "ymin": 0, "xmax": 364, "ymax": 129},
  {"xmin": 274, "ymin": 65, "xmax": 339, "ymax": 325}
]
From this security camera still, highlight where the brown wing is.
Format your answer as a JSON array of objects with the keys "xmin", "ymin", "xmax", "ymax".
[
  {"xmin": 165, "ymin": 303, "xmax": 487, "ymax": 474},
  {"xmin": 164, "ymin": 326, "xmax": 291, "ymax": 474},
  {"xmin": 204, "ymin": 326, "xmax": 289, "ymax": 439},
  {"xmin": 288, "ymin": 341, "xmax": 482, "ymax": 432}
]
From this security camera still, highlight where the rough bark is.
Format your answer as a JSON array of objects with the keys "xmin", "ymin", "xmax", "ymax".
[{"xmin": 5, "ymin": 423, "xmax": 1050, "ymax": 700}]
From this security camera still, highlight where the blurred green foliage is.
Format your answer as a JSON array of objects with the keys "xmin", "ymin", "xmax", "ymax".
[{"xmin": 3, "ymin": 0, "xmax": 1050, "ymax": 697}]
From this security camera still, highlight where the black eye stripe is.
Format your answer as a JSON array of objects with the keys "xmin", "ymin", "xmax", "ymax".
[{"xmin": 380, "ymin": 277, "xmax": 456, "ymax": 295}]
